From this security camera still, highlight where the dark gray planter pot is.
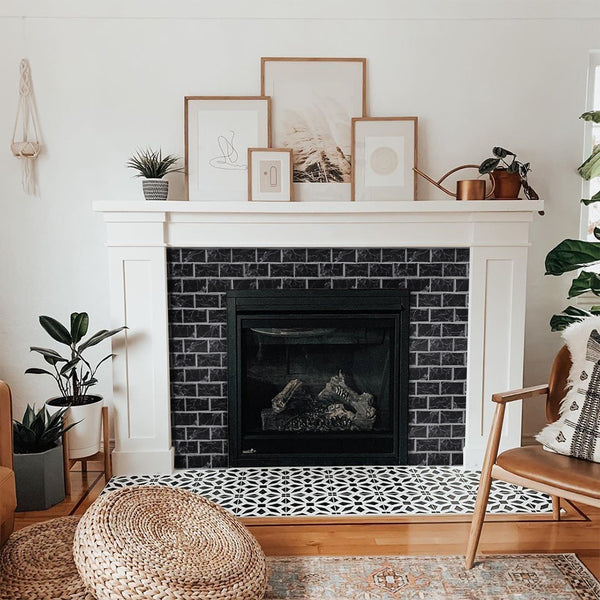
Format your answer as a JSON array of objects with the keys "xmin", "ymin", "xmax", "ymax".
[
  {"xmin": 13, "ymin": 445, "xmax": 65, "ymax": 511},
  {"xmin": 142, "ymin": 178, "xmax": 168, "ymax": 201}
]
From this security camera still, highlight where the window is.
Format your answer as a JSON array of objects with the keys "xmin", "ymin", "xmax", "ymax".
[{"xmin": 583, "ymin": 53, "xmax": 600, "ymax": 241}]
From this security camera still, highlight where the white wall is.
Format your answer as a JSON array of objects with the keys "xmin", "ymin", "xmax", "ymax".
[{"xmin": 1, "ymin": 0, "xmax": 598, "ymax": 437}]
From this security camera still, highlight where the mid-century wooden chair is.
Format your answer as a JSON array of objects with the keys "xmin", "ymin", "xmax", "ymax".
[
  {"xmin": 0, "ymin": 381, "xmax": 17, "ymax": 546},
  {"xmin": 465, "ymin": 345, "xmax": 600, "ymax": 568}
]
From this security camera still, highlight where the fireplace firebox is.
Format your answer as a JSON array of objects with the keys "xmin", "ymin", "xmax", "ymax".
[{"xmin": 227, "ymin": 290, "xmax": 409, "ymax": 466}]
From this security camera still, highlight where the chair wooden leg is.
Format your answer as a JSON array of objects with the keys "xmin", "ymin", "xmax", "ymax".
[
  {"xmin": 552, "ymin": 496, "xmax": 561, "ymax": 521},
  {"xmin": 465, "ymin": 468, "xmax": 493, "ymax": 569},
  {"xmin": 465, "ymin": 401, "xmax": 506, "ymax": 569}
]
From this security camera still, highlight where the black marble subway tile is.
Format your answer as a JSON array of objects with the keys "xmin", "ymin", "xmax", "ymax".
[
  {"xmin": 231, "ymin": 248, "xmax": 257, "ymax": 262},
  {"xmin": 442, "ymin": 352, "xmax": 467, "ymax": 366},
  {"xmin": 357, "ymin": 248, "xmax": 382, "ymax": 262},
  {"xmin": 319, "ymin": 263, "xmax": 344, "ymax": 277},
  {"xmin": 409, "ymin": 308, "xmax": 430, "ymax": 323},
  {"xmin": 282, "ymin": 248, "xmax": 307, "ymax": 262},
  {"xmin": 169, "ymin": 309, "xmax": 183, "ymax": 324},
  {"xmin": 427, "ymin": 425, "xmax": 453, "ymax": 438},
  {"xmin": 429, "ymin": 337, "xmax": 453, "ymax": 352},
  {"xmin": 456, "ymin": 248, "xmax": 470, "ymax": 262},
  {"xmin": 269, "ymin": 263, "xmax": 294, "ymax": 278},
  {"xmin": 428, "ymin": 308, "xmax": 456, "ymax": 323},
  {"xmin": 210, "ymin": 398, "xmax": 227, "ymax": 412},
  {"xmin": 258, "ymin": 278, "xmax": 282, "ymax": 289},
  {"xmin": 382, "ymin": 248, "xmax": 406, "ymax": 262},
  {"xmin": 442, "ymin": 323, "xmax": 466, "ymax": 337},
  {"xmin": 355, "ymin": 278, "xmax": 381, "ymax": 289},
  {"xmin": 443, "ymin": 293, "xmax": 468, "ymax": 308},
  {"xmin": 443, "ymin": 263, "xmax": 468, "ymax": 277},
  {"xmin": 393, "ymin": 263, "xmax": 418, "ymax": 277},
  {"xmin": 184, "ymin": 369, "xmax": 209, "ymax": 383},
  {"xmin": 195, "ymin": 293, "xmax": 220, "ymax": 308},
  {"xmin": 257, "ymin": 248, "xmax": 282, "ymax": 262},
  {"xmin": 170, "ymin": 294, "xmax": 195, "ymax": 308},
  {"xmin": 174, "ymin": 455, "xmax": 187, "ymax": 469},
  {"xmin": 410, "ymin": 338, "xmax": 429, "ymax": 353},
  {"xmin": 431, "ymin": 248, "xmax": 456, "ymax": 262},
  {"xmin": 195, "ymin": 324, "xmax": 221, "ymax": 338},
  {"xmin": 440, "ymin": 437, "xmax": 462, "ymax": 452},
  {"xmin": 211, "ymin": 454, "xmax": 228, "ymax": 467},
  {"xmin": 452, "ymin": 424, "xmax": 466, "ymax": 438},
  {"xmin": 416, "ymin": 438, "xmax": 439, "ymax": 452},
  {"xmin": 331, "ymin": 278, "xmax": 356, "ymax": 289},
  {"xmin": 167, "ymin": 247, "xmax": 182, "ymax": 262},
  {"xmin": 172, "ymin": 353, "xmax": 196, "ymax": 368},
  {"xmin": 428, "ymin": 397, "xmax": 451, "ymax": 410},
  {"xmin": 454, "ymin": 278, "xmax": 469, "ymax": 292},
  {"xmin": 172, "ymin": 426, "xmax": 187, "ymax": 440},
  {"xmin": 417, "ymin": 294, "xmax": 442, "ymax": 308},
  {"xmin": 195, "ymin": 263, "xmax": 219, "ymax": 278},
  {"xmin": 186, "ymin": 398, "xmax": 210, "ymax": 411},
  {"xmin": 199, "ymin": 440, "xmax": 224, "ymax": 454},
  {"xmin": 181, "ymin": 249, "xmax": 205, "ymax": 263},
  {"xmin": 440, "ymin": 410, "xmax": 464, "ymax": 424},
  {"xmin": 184, "ymin": 339, "xmax": 209, "ymax": 353},
  {"xmin": 282, "ymin": 278, "xmax": 306, "ymax": 289},
  {"xmin": 408, "ymin": 453, "xmax": 427, "ymax": 466},
  {"xmin": 170, "ymin": 339, "xmax": 183, "ymax": 353},
  {"xmin": 429, "ymin": 278, "xmax": 454, "ymax": 292},
  {"xmin": 196, "ymin": 354, "xmax": 221, "ymax": 367},
  {"xmin": 231, "ymin": 279, "xmax": 257, "ymax": 290},
  {"xmin": 183, "ymin": 279, "xmax": 208, "ymax": 293},
  {"xmin": 170, "ymin": 324, "xmax": 195, "ymax": 338},
  {"xmin": 409, "ymin": 397, "xmax": 428, "ymax": 410},
  {"xmin": 416, "ymin": 381, "xmax": 440, "ymax": 395},
  {"xmin": 197, "ymin": 412, "xmax": 223, "ymax": 426},
  {"xmin": 207, "ymin": 279, "xmax": 230, "ymax": 293},
  {"xmin": 419, "ymin": 263, "xmax": 444, "ymax": 277},
  {"xmin": 381, "ymin": 278, "xmax": 408, "ymax": 289},
  {"xmin": 407, "ymin": 248, "xmax": 431, "ymax": 263},
  {"xmin": 332, "ymin": 248, "xmax": 357, "ymax": 263},
  {"xmin": 206, "ymin": 248, "xmax": 232, "ymax": 263},
  {"xmin": 244, "ymin": 263, "xmax": 269, "ymax": 277},
  {"xmin": 415, "ymin": 410, "xmax": 440, "ymax": 424},
  {"xmin": 307, "ymin": 248, "xmax": 332, "ymax": 262},
  {"xmin": 209, "ymin": 339, "xmax": 226, "ymax": 353},
  {"xmin": 427, "ymin": 453, "xmax": 450, "ymax": 465},
  {"xmin": 168, "ymin": 263, "xmax": 194, "ymax": 278},
  {"xmin": 183, "ymin": 309, "xmax": 208, "ymax": 324},
  {"xmin": 187, "ymin": 426, "xmax": 211, "ymax": 440},
  {"xmin": 188, "ymin": 455, "xmax": 212, "ymax": 468},
  {"xmin": 369, "ymin": 263, "xmax": 393, "ymax": 278},
  {"xmin": 409, "ymin": 425, "xmax": 428, "ymax": 438},
  {"xmin": 426, "ymin": 367, "xmax": 453, "ymax": 381},
  {"xmin": 207, "ymin": 309, "xmax": 226, "ymax": 324},
  {"xmin": 294, "ymin": 263, "xmax": 319, "ymax": 278},
  {"xmin": 307, "ymin": 279, "xmax": 333, "ymax": 289},
  {"xmin": 219, "ymin": 263, "xmax": 244, "ymax": 278}
]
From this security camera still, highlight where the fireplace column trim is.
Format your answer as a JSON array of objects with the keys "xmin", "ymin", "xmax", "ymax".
[{"xmin": 94, "ymin": 200, "xmax": 543, "ymax": 474}]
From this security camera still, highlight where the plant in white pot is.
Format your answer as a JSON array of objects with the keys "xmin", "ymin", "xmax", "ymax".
[
  {"xmin": 126, "ymin": 147, "xmax": 182, "ymax": 201},
  {"xmin": 13, "ymin": 404, "xmax": 76, "ymax": 510},
  {"xmin": 25, "ymin": 312, "xmax": 126, "ymax": 460}
]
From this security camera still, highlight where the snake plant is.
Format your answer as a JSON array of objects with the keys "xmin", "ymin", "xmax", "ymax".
[
  {"xmin": 13, "ymin": 404, "xmax": 77, "ymax": 454},
  {"xmin": 545, "ymin": 111, "xmax": 600, "ymax": 330}
]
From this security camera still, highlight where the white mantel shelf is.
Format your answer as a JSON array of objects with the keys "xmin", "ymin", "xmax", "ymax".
[
  {"xmin": 94, "ymin": 199, "xmax": 543, "ymax": 214},
  {"xmin": 94, "ymin": 198, "xmax": 543, "ymax": 475}
]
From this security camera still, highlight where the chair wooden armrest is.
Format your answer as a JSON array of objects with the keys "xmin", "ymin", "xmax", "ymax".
[{"xmin": 492, "ymin": 384, "xmax": 549, "ymax": 404}]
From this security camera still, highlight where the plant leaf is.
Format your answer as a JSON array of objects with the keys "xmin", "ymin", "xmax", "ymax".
[
  {"xmin": 568, "ymin": 270, "xmax": 600, "ymax": 297},
  {"xmin": 549, "ymin": 305, "xmax": 593, "ymax": 331},
  {"xmin": 39, "ymin": 316, "xmax": 72, "ymax": 345},
  {"xmin": 71, "ymin": 312, "xmax": 89, "ymax": 344},
  {"xmin": 545, "ymin": 239, "xmax": 600, "ymax": 275},
  {"xmin": 30, "ymin": 347, "xmax": 67, "ymax": 363},
  {"xmin": 578, "ymin": 145, "xmax": 600, "ymax": 181},
  {"xmin": 60, "ymin": 358, "xmax": 80, "ymax": 375},
  {"xmin": 25, "ymin": 367, "xmax": 55, "ymax": 377},
  {"xmin": 581, "ymin": 190, "xmax": 600, "ymax": 206},
  {"xmin": 507, "ymin": 161, "xmax": 519, "ymax": 174},
  {"xmin": 580, "ymin": 111, "xmax": 600, "ymax": 123},
  {"xmin": 479, "ymin": 158, "xmax": 500, "ymax": 174},
  {"xmin": 78, "ymin": 326, "xmax": 127, "ymax": 351},
  {"xmin": 492, "ymin": 147, "xmax": 515, "ymax": 158}
]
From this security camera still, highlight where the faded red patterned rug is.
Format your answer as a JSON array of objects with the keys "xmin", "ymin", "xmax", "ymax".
[{"xmin": 265, "ymin": 554, "xmax": 600, "ymax": 599}]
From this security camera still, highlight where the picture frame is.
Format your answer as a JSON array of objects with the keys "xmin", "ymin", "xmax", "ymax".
[
  {"xmin": 351, "ymin": 117, "xmax": 418, "ymax": 202},
  {"xmin": 247, "ymin": 148, "xmax": 293, "ymax": 202},
  {"xmin": 184, "ymin": 96, "xmax": 271, "ymax": 201},
  {"xmin": 261, "ymin": 57, "xmax": 366, "ymax": 202}
]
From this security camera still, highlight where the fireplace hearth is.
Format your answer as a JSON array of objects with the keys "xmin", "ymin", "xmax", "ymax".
[{"xmin": 227, "ymin": 290, "xmax": 409, "ymax": 466}]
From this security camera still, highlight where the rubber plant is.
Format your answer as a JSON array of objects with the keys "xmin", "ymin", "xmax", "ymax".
[
  {"xmin": 25, "ymin": 313, "xmax": 126, "ymax": 406},
  {"xmin": 545, "ymin": 110, "xmax": 600, "ymax": 331}
]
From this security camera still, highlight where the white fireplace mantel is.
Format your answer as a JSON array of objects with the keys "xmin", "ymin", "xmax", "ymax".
[{"xmin": 94, "ymin": 199, "xmax": 544, "ymax": 475}]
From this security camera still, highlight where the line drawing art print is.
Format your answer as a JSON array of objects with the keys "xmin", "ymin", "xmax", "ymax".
[{"xmin": 209, "ymin": 130, "xmax": 247, "ymax": 171}]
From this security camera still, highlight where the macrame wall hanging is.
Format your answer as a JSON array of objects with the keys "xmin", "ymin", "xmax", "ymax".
[{"xmin": 11, "ymin": 59, "xmax": 41, "ymax": 195}]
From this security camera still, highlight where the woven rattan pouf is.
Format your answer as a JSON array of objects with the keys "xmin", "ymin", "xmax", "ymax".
[
  {"xmin": 0, "ymin": 516, "xmax": 92, "ymax": 600},
  {"xmin": 73, "ymin": 485, "xmax": 267, "ymax": 600}
]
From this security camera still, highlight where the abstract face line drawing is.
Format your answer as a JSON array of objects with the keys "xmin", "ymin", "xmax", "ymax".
[{"xmin": 209, "ymin": 131, "xmax": 247, "ymax": 170}]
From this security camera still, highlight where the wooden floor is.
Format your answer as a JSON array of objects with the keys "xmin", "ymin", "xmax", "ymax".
[{"xmin": 15, "ymin": 469, "xmax": 600, "ymax": 579}]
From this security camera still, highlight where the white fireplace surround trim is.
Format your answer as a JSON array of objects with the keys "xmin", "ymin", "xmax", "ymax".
[{"xmin": 94, "ymin": 199, "xmax": 543, "ymax": 475}]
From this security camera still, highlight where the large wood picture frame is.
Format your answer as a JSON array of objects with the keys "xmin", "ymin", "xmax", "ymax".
[
  {"xmin": 351, "ymin": 117, "xmax": 418, "ymax": 202},
  {"xmin": 184, "ymin": 96, "xmax": 271, "ymax": 201},
  {"xmin": 261, "ymin": 57, "xmax": 366, "ymax": 202}
]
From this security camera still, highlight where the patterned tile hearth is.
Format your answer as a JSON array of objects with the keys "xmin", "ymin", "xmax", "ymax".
[{"xmin": 103, "ymin": 465, "xmax": 553, "ymax": 518}]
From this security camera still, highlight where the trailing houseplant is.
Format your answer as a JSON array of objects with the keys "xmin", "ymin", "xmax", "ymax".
[
  {"xmin": 26, "ymin": 312, "xmax": 126, "ymax": 458},
  {"xmin": 126, "ymin": 147, "xmax": 183, "ymax": 201},
  {"xmin": 479, "ymin": 147, "xmax": 540, "ymax": 200},
  {"xmin": 12, "ymin": 404, "xmax": 77, "ymax": 510},
  {"xmin": 545, "ymin": 111, "xmax": 600, "ymax": 331}
]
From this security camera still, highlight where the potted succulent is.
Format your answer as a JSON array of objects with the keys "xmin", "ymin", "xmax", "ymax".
[
  {"xmin": 545, "ymin": 110, "xmax": 600, "ymax": 330},
  {"xmin": 479, "ymin": 147, "xmax": 540, "ymax": 200},
  {"xmin": 126, "ymin": 147, "xmax": 183, "ymax": 201},
  {"xmin": 26, "ymin": 312, "xmax": 126, "ymax": 459},
  {"xmin": 13, "ymin": 404, "xmax": 76, "ymax": 510}
]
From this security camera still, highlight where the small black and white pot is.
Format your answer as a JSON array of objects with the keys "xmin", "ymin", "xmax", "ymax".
[{"xmin": 142, "ymin": 178, "xmax": 169, "ymax": 201}]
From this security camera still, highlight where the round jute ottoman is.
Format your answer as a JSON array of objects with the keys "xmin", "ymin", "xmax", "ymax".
[
  {"xmin": 0, "ymin": 516, "xmax": 92, "ymax": 600},
  {"xmin": 73, "ymin": 486, "xmax": 267, "ymax": 600}
]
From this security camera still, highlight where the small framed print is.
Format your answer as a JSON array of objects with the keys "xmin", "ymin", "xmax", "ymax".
[
  {"xmin": 184, "ymin": 96, "xmax": 271, "ymax": 201},
  {"xmin": 248, "ymin": 148, "xmax": 293, "ymax": 202},
  {"xmin": 351, "ymin": 117, "xmax": 418, "ymax": 201}
]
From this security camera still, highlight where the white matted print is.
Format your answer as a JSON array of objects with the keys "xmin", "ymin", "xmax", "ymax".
[
  {"xmin": 352, "ymin": 117, "xmax": 417, "ymax": 201},
  {"xmin": 185, "ymin": 96, "xmax": 271, "ymax": 201},
  {"xmin": 248, "ymin": 148, "xmax": 293, "ymax": 202},
  {"xmin": 261, "ymin": 58, "xmax": 366, "ymax": 202}
]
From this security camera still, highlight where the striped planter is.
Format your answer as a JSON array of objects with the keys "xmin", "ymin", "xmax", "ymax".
[{"xmin": 142, "ymin": 178, "xmax": 169, "ymax": 201}]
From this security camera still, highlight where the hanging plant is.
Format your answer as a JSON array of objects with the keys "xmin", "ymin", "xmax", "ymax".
[{"xmin": 545, "ymin": 110, "xmax": 600, "ymax": 330}]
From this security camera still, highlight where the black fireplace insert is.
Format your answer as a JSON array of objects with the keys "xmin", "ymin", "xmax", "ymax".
[{"xmin": 226, "ymin": 290, "xmax": 409, "ymax": 466}]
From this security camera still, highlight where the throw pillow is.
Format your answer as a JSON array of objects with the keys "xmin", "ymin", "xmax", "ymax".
[{"xmin": 536, "ymin": 316, "xmax": 600, "ymax": 463}]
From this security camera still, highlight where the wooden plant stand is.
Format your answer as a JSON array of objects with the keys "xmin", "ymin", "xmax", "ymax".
[{"xmin": 62, "ymin": 406, "xmax": 112, "ymax": 496}]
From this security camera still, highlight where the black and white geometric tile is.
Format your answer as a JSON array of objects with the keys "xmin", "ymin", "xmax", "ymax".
[{"xmin": 103, "ymin": 465, "xmax": 552, "ymax": 518}]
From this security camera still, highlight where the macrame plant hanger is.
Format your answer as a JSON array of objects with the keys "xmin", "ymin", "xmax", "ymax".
[{"xmin": 11, "ymin": 59, "xmax": 41, "ymax": 195}]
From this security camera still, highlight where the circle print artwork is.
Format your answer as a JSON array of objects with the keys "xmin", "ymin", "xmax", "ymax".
[{"xmin": 369, "ymin": 146, "xmax": 399, "ymax": 175}]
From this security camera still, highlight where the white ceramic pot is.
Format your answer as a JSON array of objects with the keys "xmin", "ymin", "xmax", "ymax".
[
  {"xmin": 46, "ymin": 395, "xmax": 103, "ymax": 459},
  {"xmin": 142, "ymin": 178, "xmax": 168, "ymax": 201}
]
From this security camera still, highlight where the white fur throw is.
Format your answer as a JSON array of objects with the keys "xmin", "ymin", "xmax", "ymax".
[{"xmin": 536, "ymin": 316, "xmax": 600, "ymax": 463}]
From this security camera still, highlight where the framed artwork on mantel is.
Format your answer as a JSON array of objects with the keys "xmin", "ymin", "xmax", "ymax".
[
  {"xmin": 351, "ymin": 117, "xmax": 418, "ymax": 202},
  {"xmin": 261, "ymin": 57, "xmax": 366, "ymax": 202},
  {"xmin": 184, "ymin": 96, "xmax": 271, "ymax": 201},
  {"xmin": 248, "ymin": 148, "xmax": 293, "ymax": 202}
]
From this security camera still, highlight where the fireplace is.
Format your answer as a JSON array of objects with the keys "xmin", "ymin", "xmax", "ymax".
[{"xmin": 227, "ymin": 290, "xmax": 409, "ymax": 466}]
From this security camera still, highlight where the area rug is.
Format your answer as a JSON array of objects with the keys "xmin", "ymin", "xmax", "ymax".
[{"xmin": 265, "ymin": 554, "xmax": 600, "ymax": 600}]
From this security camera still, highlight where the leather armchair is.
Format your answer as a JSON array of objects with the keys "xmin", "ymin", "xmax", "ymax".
[
  {"xmin": 0, "ymin": 381, "xmax": 17, "ymax": 546},
  {"xmin": 465, "ymin": 346, "xmax": 600, "ymax": 568}
]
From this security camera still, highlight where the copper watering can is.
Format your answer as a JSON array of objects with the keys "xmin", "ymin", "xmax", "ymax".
[{"xmin": 413, "ymin": 164, "xmax": 495, "ymax": 201}]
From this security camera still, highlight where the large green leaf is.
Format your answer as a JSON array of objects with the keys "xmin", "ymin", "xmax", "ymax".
[
  {"xmin": 39, "ymin": 316, "xmax": 72, "ymax": 345},
  {"xmin": 549, "ymin": 305, "xmax": 595, "ymax": 331},
  {"xmin": 545, "ymin": 239, "xmax": 600, "ymax": 275},
  {"xmin": 78, "ymin": 327, "xmax": 127, "ymax": 351},
  {"xmin": 479, "ymin": 158, "xmax": 500, "ymax": 174},
  {"xmin": 580, "ymin": 111, "xmax": 600, "ymax": 123},
  {"xmin": 60, "ymin": 357, "xmax": 80, "ymax": 375},
  {"xmin": 24, "ymin": 367, "xmax": 55, "ymax": 377},
  {"xmin": 70, "ymin": 312, "xmax": 89, "ymax": 344},
  {"xmin": 581, "ymin": 190, "xmax": 600, "ymax": 206},
  {"xmin": 30, "ymin": 346, "xmax": 67, "ymax": 364},
  {"xmin": 578, "ymin": 146, "xmax": 600, "ymax": 181},
  {"xmin": 568, "ymin": 270, "xmax": 600, "ymax": 298}
]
